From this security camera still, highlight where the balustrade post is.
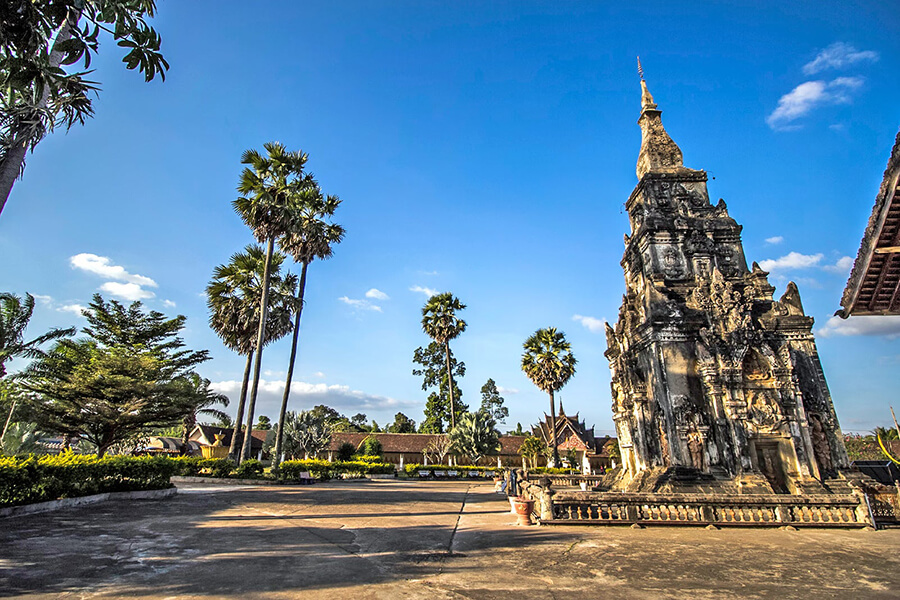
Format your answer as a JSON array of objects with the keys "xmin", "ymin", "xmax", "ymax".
[
  {"xmin": 538, "ymin": 476, "xmax": 555, "ymax": 521},
  {"xmin": 699, "ymin": 504, "xmax": 716, "ymax": 524}
]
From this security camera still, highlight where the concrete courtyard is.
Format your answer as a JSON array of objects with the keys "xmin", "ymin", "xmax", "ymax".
[{"xmin": 1, "ymin": 480, "xmax": 899, "ymax": 599}]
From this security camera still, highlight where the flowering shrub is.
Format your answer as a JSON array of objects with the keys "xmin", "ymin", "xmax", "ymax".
[
  {"xmin": 0, "ymin": 452, "xmax": 176, "ymax": 507},
  {"xmin": 234, "ymin": 458, "xmax": 264, "ymax": 479}
]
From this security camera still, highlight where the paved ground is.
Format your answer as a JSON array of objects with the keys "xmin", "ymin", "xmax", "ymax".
[{"xmin": 1, "ymin": 480, "xmax": 899, "ymax": 599}]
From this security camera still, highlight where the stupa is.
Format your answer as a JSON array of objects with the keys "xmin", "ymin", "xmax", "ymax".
[{"xmin": 604, "ymin": 73, "xmax": 850, "ymax": 494}]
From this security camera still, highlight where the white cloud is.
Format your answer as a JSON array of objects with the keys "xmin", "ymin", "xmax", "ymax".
[
  {"xmin": 497, "ymin": 386, "xmax": 519, "ymax": 395},
  {"xmin": 100, "ymin": 281, "xmax": 155, "ymax": 301},
  {"xmin": 210, "ymin": 379, "xmax": 416, "ymax": 415},
  {"xmin": 32, "ymin": 294, "xmax": 53, "ymax": 305},
  {"xmin": 338, "ymin": 296, "xmax": 382, "ymax": 312},
  {"xmin": 409, "ymin": 285, "xmax": 438, "ymax": 297},
  {"xmin": 70, "ymin": 253, "xmax": 157, "ymax": 287},
  {"xmin": 758, "ymin": 252, "xmax": 824, "ymax": 271},
  {"xmin": 766, "ymin": 77, "xmax": 865, "ymax": 130},
  {"xmin": 572, "ymin": 314, "xmax": 605, "ymax": 333},
  {"xmin": 365, "ymin": 288, "xmax": 390, "ymax": 301},
  {"xmin": 765, "ymin": 236, "xmax": 784, "ymax": 245},
  {"xmin": 822, "ymin": 256, "xmax": 854, "ymax": 274},
  {"xmin": 803, "ymin": 42, "xmax": 879, "ymax": 75},
  {"xmin": 58, "ymin": 304, "xmax": 86, "ymax": 316},
  {"xmin": 312, "ymin": 371, "xmax": 326, "ymax": 379},
  {"xmin": 419, "ymin": 270, "xmax": 439, "ymax": 276},
  {"xmin": 818, "ymin": 316, "xmax": 900, "ymax": 339},
  {"xmin": 162, "ymin": 299, "xmax": 176, "ymax": 308}
]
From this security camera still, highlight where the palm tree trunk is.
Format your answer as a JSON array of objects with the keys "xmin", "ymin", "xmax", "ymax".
[
  {"xmin": 241, "ymin": 237, "xmax": 275, "ymax": 463},
  {"xmin": 181, "ymin": 413, "xmax": 196, "ymax": 456},
  {"xmin": 549, "ymin": 390, "xmax": 559, "ymax": 467},
  {"xmin": 444, "ymin": 341, "xmax": 456, "ymax": 430},
  {"xmin": 1, "ymin": 397, "xmax": 18, "ymax": 450},
  {"xmin": 0, "ymin": 11, "xmax": 79, "ymax": 215},
  {"xmin": 227, "ymin": 350, "xmax": 253, "ymax": 459},
  {"xmin": 272, "ymin": 261, "xmax": 308, "ymax": 470}
]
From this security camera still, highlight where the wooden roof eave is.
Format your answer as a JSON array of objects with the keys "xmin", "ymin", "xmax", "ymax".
[{"xmin": 838, "ymin": 129, "xmax": 900, "ymax": 318}]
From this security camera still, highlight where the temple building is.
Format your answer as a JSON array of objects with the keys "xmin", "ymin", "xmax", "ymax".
[
  {"xmin": 603, "ymin": 77, "xmax": 850, "ymax": 494},
  {"xmin": 532, "ymin": 404, "xmax": 617, "ymax": 472}
]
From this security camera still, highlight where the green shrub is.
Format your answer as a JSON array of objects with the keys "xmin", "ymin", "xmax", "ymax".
[
  {"xmin": 170, "ymin": 456, "xmax": 203, "ymax": 476},
  {"xmin": 0, "ymin": 453, "xmax": 177, "ymax": 508},
  {"xmin": 403, "ymin": 464, "xmax": 499, "ymax": 477},
  {"xmin": 353, "ymin": 454, "xmax": 383, "ymax": 464},
  {"xmin": 234, "ymin": 458, "xmax": 263, "ymax": 479},
  {"xmin": 198, "ymin": 458, "xmax": 235, "ymax": 478},
  {"xmin": 357, "ymin": 436, "xmax": 383, "ymax": 457},
  {"xmin": 336, "ymin": 442, "xmax": 355, "ymax": 461},
  {"xmin": 279, "ymin": 459, "xmax": 333, "ymax": 480}
]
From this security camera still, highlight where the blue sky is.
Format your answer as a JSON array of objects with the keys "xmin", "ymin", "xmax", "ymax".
[{"xmin": 2, "ymin": 1, "xmax": 899, "ymax": 435}]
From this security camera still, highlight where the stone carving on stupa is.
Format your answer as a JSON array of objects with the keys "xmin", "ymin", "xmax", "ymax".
[{"xmin": 604, "ymin": 72, "xmax": 850, "ymax": 494}]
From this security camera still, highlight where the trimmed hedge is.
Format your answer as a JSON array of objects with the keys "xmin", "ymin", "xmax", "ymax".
[
  {"xmin": 279, "ymin": 459, "xmax": 395, "ymax": 480},
  {"xmin": 403, "ymin": 464, "xmax": 503, "ymax": 478},
  {"xmin": 0, "ymin": 453, "xmax": 177, "ymax": 508}
]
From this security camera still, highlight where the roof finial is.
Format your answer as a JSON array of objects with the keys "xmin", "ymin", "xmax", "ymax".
[
  {"xmin": 637, "ymin": 56, "xmax": 644, "ymax": 81},
  {"xmin": 638, "ymin": 57, "xmax": 656, "ymax": 111}
]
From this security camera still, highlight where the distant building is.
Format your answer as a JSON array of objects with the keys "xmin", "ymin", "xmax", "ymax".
[
  {"xmin": 326, "ymin": 432, "xmax": 528, "ymax": 467},
  {"xmin": 188, "ymin": 425, "xmax": 269, "ymax": 459},
  {"xmin": 532, "ymin": 404, "xmax": 617, "ymax": 472}
]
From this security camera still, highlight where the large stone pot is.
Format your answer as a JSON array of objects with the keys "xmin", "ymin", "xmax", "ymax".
[
  {"xmin": 513, "ymin": 497, "xmax": 535, "ymax": 526},
  {"xmin": 201, "ymin": 445, "xmax": 229, "ymax": 459}
]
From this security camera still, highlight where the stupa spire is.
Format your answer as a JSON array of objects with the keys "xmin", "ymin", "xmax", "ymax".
[{"xmin": 635, "ymin": 58, "xmax": 684, "ymax": 179}]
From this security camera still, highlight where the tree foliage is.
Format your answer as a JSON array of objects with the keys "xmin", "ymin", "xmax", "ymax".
[
  {"xmin": 21, "ymin": 294, "xmax": 209, "ymax": 456},
  {"xmin": 478, "ymin": 378, "xmax": 508, "ymax": 425},
  {"xmin": 449, "ymin": 411, "xmax": 500, "ymax": 464},
  {"xmin": 413, "ymin": 341, "xmax": 467, "ymax": 433},
  {"xmin": 0, "ymin": 292, "xmax": 74, "ymax": 377},
  {"xmin": 386, "ymin": 412, "xmax": 416, "ymax": 434},
  {"xmin": 281, "ymin": 410, "xmax": 331, "ymax": 460},
  {"xmin": 0, "ymin": 0, "xmax": 169, "ymax": 214},
  {"xmin": 519, "ymin": 436, "xmax": 547, "ymax": 469},
  {"xmin": 420, "ymin": 292, "xmax": 466, "ymax": 429}
]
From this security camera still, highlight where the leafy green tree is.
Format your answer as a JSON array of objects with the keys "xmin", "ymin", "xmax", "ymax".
[
  {"xmin": 207, "ymin": 244, "xmax": 297, "ymax": 459},
  {"xmin": 0, "ymin": 0, "xmax": 169, "ymax": 215},
  {"xmin": 255, "ymin": 415, "xmax": 272, "ymax": 430},
  {"xmin": 358, "ymin": 435, "xmax": 383, "ymax": 457},
  {"xmin": 449, "ymin": 411, "xmax": 500, "ymax": 464},
  {"xmin": 507, "ymin": 422, "xmax": 526, "ymax": 436},
  {"xmin": 179, "ymin": 372, "xmax": 229, "ymax": 454},
  {"xmin": 233, "ymin": 142, "xmax": 314, "ymax": 462},
  {"xmin": 22, "ymin": 294, "xmax": 209, "ymax": 456},
  {"xmin": 387, "ymin": 412, "xmax": 416, "ymax": 434},
  {"xmin": 350, "ymin": 413, "xmax": 369, "ymax": 431},
  {"xmin": 413, "ymin": 341, "xmax": 467, "ymax": 433},
  {"xmin": 519, "ymin": 435, "xmax": 547, "ymax": 469},
  {"xmin": 272, "ymin": 176, "xmax": 345, "ymax": 470},
  {"xmin": 479, "ymin": 378, "xmax": 508, "ymax": 425},
  {"xmin": 521, "ymin": 327, "xmax": 577, "ymax": 467},
  {"xmin": 281, "ymin": 409, "xmax": 331, "ymax": 460},
  {"xmin": 0, "ymin": 421, "xmax": 44, "ymax": 456},
  {"xmin": 420, "ymin": 293, "xmax": 467, "ymax": 429},
  {"xmin": 0, "ymin": 292, "xmax": 74, "ymax": 445}
]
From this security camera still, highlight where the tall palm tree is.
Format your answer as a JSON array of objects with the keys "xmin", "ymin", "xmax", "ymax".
[
  {"xmin": 521, "ymin": 327, "xmax": 577, "ymax": 467},
  {"xmin": 271, "ymin": 186, "xmax": 345, "ymax": 469},
  {"xmin": 179, "ymin": 372, "xmax": 230, "ymax": 454},
  {"xmin": 232, "ymin": 142, "xmax": 314, "ymax": 462},
  {"xmin": 206, "ymin": 245, "xmax": 297, "ymax": 459},
  {"xmin": 0, "ymin": 292, "xmax": 74, "ymax": 444},
  {"xmin": 421, "ymin": 293, "xmax": 467, "ymax": 430}
]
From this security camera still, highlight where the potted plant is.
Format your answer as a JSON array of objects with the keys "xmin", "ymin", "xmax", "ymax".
[{"xmin": 513, "ymin": 496, "xmax": 535, "ymax": 526}]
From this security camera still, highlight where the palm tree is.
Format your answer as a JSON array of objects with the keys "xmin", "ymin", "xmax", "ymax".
[
  {"xmin": 421, "ymin": 293, "xmax": 467, "ymax": 429},
  {"xmin": 0, "ymin": 293, "xmax": 74, "ymax": 444},
  {"xmin": 179, "ymin": 372, "xmax": 230, "ymax": 454},
  {"xmin": 232, "ymin": 142, "xmax": 314, "ymax": 462},
  {"xmin": 206, "ymin": 245, "xmax": 297, "ymax": 459},
  {"xmin": 271, "ymin": 186, "xmax": 345, "ymax": 469},
  {"xmin": 521, "ymin": 327, "xmax": 577, "ymax": 467}
]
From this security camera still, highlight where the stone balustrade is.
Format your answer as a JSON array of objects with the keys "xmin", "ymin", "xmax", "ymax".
[{"xmin": 516, "ymin": 477, "xmax": 877, "ymax": 528}]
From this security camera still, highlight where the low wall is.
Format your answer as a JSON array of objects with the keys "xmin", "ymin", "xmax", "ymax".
[
  {"xmin": 0, "ymin": 487, "xmax": 176, "ymax": 519},
  {"xmin": 517, "ymin": 478, "xmax": 880, "ymax": 528}
]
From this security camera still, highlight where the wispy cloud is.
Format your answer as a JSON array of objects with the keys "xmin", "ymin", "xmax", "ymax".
[
  {"xmin": 58, "ymin": 304, "xmax": 86, "ymax": 316},
  {"xmin": 803, "ymin": 42, "xmax": 879, "ymax": 75},
  {"xmin": 365, "ymin": 288, "xmax": 390, "ymax": 301},
  {"xmin": 100, "ymin": 281, "xmax": 155, "ymax": 301},
  {"xmin": 497, "ymin": 386, "xmax": 519, "ymax": 395},
  {"xmin": 70, "ymin": 253, "xmax": 157, "ymax": 287},
  {"xmin": 210, "ymin": 379, "xmax": 416, "ymax": 415},
  {"xmin": 70, "ymin": 253, "xmax": 158, "ymax": 302},
  {"xmin": 409, "ymin": 285, "xmax": 438, "ymax": 297},
  {"xmin": 822, "ymin": 256, "xmax": 854, "ymax": 274},
  {"xmin": 572, "ymin": 314, "xmax": 604, "ymax": 333},
  {"xmin": 765, "ymin": 236, "xmax": 784, "ymax": 245},
  {"xmin": 818, "ymin": 316, "xmax": 900, "ymax": 339},
  {"xmin": 32, "ymin": 294, "xmax": 53, "ymax": 306},
  {"xmin": 758, "ymin": 252, "xmax": 824, "ymax": 271},
  {"xmin": 767, "ymin": 77, "xmax": 864, "ymax": 130},
  {"xmin": 338, "ymin": 296, "xmax": 382, "ymax": 312},
  {"xmin": 162, "ymin": 299, "xmax": 176, "ymax": 308}
]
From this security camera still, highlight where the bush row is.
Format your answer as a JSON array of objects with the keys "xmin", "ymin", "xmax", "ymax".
[
  {"xmin": 278, "ymin": 459, "xmax": 395, "ymax": 480},
  {"xmin": 0, "ymin": 453, "xmax": 176, "ymax": 508},
  {"xmin": 403, "ymin": 464, "xmax": 504, "ymax": 478}
]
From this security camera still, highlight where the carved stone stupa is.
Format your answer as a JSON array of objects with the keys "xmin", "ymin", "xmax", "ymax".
[{"xmin": 604, "ymin": 78, "xmax": 850, "ymax": 494}]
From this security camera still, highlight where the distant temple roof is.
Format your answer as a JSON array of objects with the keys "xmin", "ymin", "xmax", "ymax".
[
  {"xmin": 838, "ymin": 129, "xmax": 900, "ymax": 317},
  {"xmin": 532, "ymin": 407, "xmax": 615, "ymax": 458}
]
